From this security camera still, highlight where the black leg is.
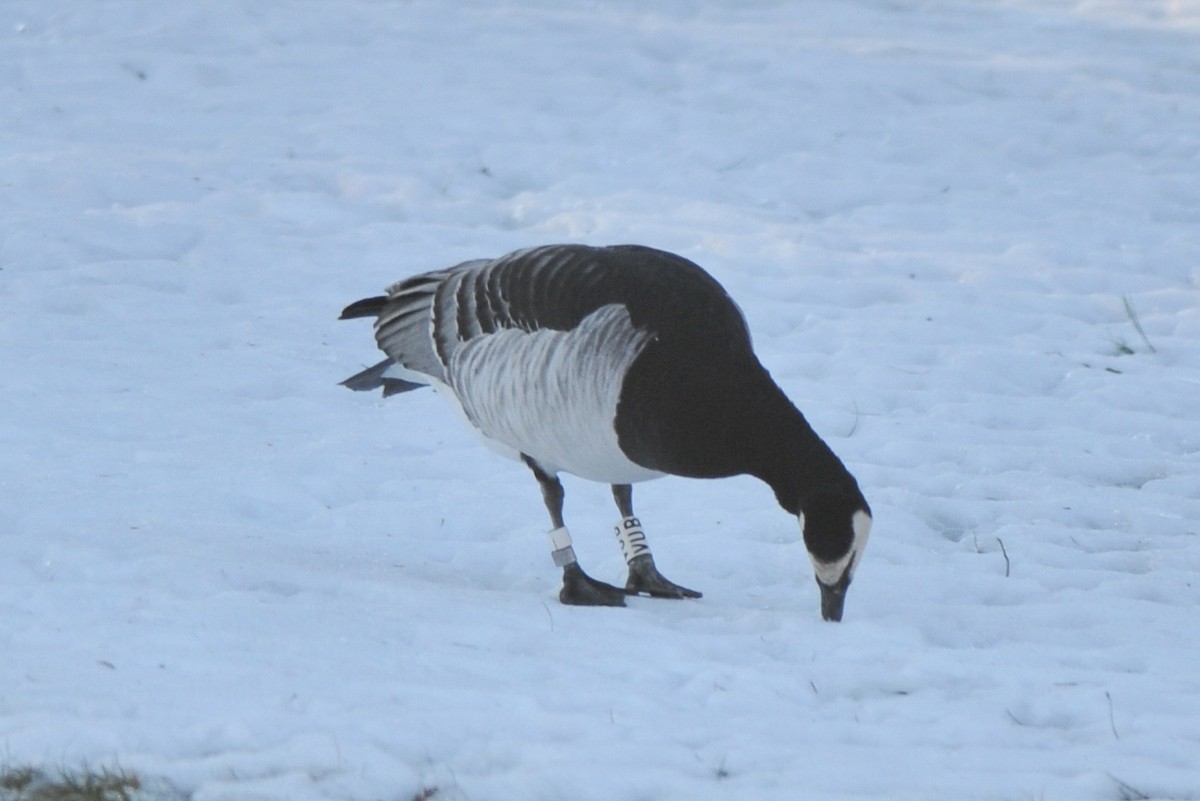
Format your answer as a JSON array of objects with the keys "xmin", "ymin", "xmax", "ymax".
[
  {"xmin": 611, "ymin": 485, "xmax": 702, "ymax": 600},
  {"xmin": 612, "ymin": 483, "xmax": 636, "ymax": 518},
  {"xmin": 523, "ymin": 454, "xmax": 565, "ymax": 528},
  {"xmin": 522, "ymin": 455, "xmax": 626, "ymax": 607}
]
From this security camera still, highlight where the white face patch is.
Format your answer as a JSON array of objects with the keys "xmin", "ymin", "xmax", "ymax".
[{"xmin": 805, "ymin": 509, "xmax": 873, "ymax": 586}]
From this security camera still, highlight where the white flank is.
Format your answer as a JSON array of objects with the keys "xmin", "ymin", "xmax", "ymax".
[{"xmin": 446, "ymin": 304, "xmax": 665, "ymax": 483}]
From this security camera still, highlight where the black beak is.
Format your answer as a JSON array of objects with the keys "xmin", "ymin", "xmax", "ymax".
[
  {"xmin": 816, "ymin": 565, "xmax": 854, "ymax": 623},
  {"xmin": 818, "ymin": 576, "xmax": 850, "ymax": 622}
]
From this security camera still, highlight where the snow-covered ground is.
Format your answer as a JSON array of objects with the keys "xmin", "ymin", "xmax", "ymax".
[{"xmin": 3, "ymin": 1, "xmax": 1199, "ymax": 799}]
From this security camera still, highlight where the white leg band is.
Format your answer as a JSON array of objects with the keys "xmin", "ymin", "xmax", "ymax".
[
  {"xmin": 548, "ymin": 526, "xmax": 577, "ymax": 567},
  {"xmin": 614, "ymin": 516, "xmax": 652, "ymax": 564}
]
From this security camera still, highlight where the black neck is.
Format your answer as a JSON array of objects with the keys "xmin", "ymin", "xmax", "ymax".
[
  {"xmin": 617, "ymin": 347, "xmax": 860, "ymax": 513},
  {"xmin": 736, "ymin": 378, "xmax": 859, "ymax": 516}
]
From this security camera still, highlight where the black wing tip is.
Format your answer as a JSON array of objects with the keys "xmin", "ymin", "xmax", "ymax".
[
  {"xmin": 340, "ymin": 359, "xmax": 391, "ymax": 391},
  {"xmin": 339, "ymin": 296, "xmax": 388, "ymax": 320},
  {"xmin": 381, "ymin": 378, "xmax": 424, "ymax": 396},
  {"xmin": 338, "ymin": 377, "xmax": 425, "ymax": 397},
  {"xmin": 339, "ymin": 360, "xmax": 427, "ymax": 396}
]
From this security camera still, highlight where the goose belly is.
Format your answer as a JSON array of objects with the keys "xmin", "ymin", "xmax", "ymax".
[{"xmin": 447, "ymin": 305, "xmax": 665, "ymax": 483}]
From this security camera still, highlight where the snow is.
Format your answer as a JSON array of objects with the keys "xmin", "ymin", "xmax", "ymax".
[{"xmin": 2, "ymin": 1, "xmax": 1198, "ymax": 799}]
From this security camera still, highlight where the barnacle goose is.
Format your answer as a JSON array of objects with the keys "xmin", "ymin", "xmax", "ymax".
[{"xmin": 340, "ymin": 244, "xmax": 871, "ymax": 621}]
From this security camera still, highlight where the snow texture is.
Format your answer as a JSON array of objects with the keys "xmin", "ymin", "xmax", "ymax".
[{"xmin": 2, "ymin": 2, "xmax": 1198, "ymax": 800}]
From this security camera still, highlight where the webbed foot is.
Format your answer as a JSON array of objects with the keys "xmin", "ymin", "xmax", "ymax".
[
  {"xmin": 625, "ymin": 554, "xmax": 702, "ymax": 599},
  {"xmin": 560, "ymin": 563, "xmax": 628, "ymax": 606}
]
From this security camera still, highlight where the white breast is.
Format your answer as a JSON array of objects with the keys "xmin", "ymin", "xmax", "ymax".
[{"xmin": 445, "ymin": 304, "xmax": 665, "ymax": 484}]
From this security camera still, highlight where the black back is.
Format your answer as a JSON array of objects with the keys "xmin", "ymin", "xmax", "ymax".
[{"xmin": 346, "ymin": 243, "xmax": 865, "ymax": 522}]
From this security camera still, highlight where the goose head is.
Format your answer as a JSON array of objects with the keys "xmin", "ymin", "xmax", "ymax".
[{"xmin": 800, "ymin": 492, "xmax": 872, "ymax": 622}]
